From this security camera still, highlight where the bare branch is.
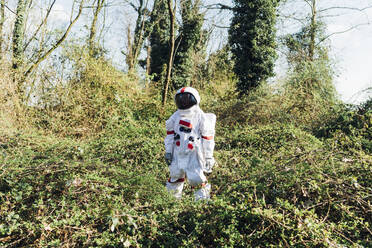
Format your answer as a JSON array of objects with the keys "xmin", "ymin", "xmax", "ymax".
[
  {"xmin": 129, "ymin": 2, "xmax": 138, "ymax": 11},
  {"xmin": 303, "ymin": 0, "xmax": 313, "ymax": 10},
  {"xmin": 317, "ymin": 22, "xmax": 371, "ymax": 46},
  {"xmin": 82, "ymin": 1, "xmax": 124, "ymax": 9},
  {"xmin": 202, "ymin": 4, "xmax": 233, "ymax": 11},
  {"xmin": 97, "ymin": 0, "xmax": 108, "ymax": 44},
  {"xmin": 211, "ymin": 23, "xmax": 229, "ymax": 29},
  {"xmin": 24, "ymin": 0, "xmax": 85, "ymax": 78},
  {"xmin": 279, "ymin": 13, "xmax": 307, "ymax": 26},
  {"xmin": 4, "ymin": 3, "xmax": 16, "ymax": 15},
  {"xmin": 88, "ymin": 0, "xmax": 105, "ymax": 52},
  {"xmin": 319, "ymin": 5, "xmax": 372, "ymax": 13},
  {"xmin": 23, "ymin": 0, "xmax": 57, "ymax": 51}
]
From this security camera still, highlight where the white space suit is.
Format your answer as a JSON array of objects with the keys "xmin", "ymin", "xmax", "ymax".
[{"xmin": 164, "ymin": 87, "xmax": 216, "ymax": 200}]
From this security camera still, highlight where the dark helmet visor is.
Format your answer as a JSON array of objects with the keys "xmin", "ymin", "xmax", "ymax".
[{"xmin": 175, "ymin": 92, "xmax": 197, "ymax": 110}]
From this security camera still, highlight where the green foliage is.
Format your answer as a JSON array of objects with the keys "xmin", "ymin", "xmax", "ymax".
[
  {"xmin": 171, "ymin": 0, "xmax": 204, "ymax": 90},
  {"xmin": 12, "ymin": 0, "xmax": 29, "ymax": 70},
  {"xmin": 283, "ymin": 21, "xmax": 328, "ymax": 67},
  {"xmin": 229, "ymin": 0, "xmax": 279, "ymax": 95},
  {"xmin": 216, "ymin": 81, "xmax": 337, "ymax": 133},
  {"xmin": 205, "ymin": 45, "xmax": 235, "ymax": 84},
  {"xmin": 315, "ymin": 98, "xmax": 372, "ymax": 153},
  {"xmin": 0, "ymin": 61, "xmax": 28, "ymax": 131},
  {"xmin": 148, "ymin": 0, "xmax": 171, "ymax": 82},
  {"xmin": 1, "ymin": 15, "xmax": 371, "ymax": 246},
  {"xmin": 28, "ymin": 44, "xmax": 141, "ymax": 136},
  {"xmin": 282, "ymin": 20, "xmax": 337, "ymax": 105},
  {"xmin": 1, "ymin": 114, "xmax": 371, "ymax": 247}
]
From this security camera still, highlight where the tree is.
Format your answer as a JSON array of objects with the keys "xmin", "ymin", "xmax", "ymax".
[
  {"xmin": 171, "ymin": 0, "xmax": 204, "ymax": 89},
  {"xmin": 125, "ymin": 0, "xmax": 152, "ymax": 72},
  {"xmin": 23, "ymin": 0, "xmax": 57, "ymax": 53},
  {"xmin": 229, "ymin": 0, "xmax": 279, "ymax": 95},
  {"xmin": 23, "ymin": 0, "xmax": 85, "ymax": 79},
  {"xmin": 148, "ymin": 0, "xmax": 170, "ymax": 82},
  {"xmin": 0, "ymin": 0, "xmax": 5, "ymax": 54},
  {"xmin": 162, "ymin": 0, "xmax": 176, "ymax": 106},
  {"xmin": 12, "ymin": 0, "xmax": 30, "ymax": 70},
  {"xmin": 279, "ymin": 0, "xmax": 372, "ymax": 100},
  {"xmin": 279, "ymin": 0, "xmax": 372, "ymax": 60},
  {"xmin": 88, "ymin": 0, "xmax": 105, "ymax": 56}
]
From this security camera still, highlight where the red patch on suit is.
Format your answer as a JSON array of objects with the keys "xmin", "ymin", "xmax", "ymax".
[
  {"xmin": 202, "ymin": 136, "xmax": 213, "ymax": 140},
  {"xmin": 179, "ymin": 120, "xmax": 192, "ymax": 128}
]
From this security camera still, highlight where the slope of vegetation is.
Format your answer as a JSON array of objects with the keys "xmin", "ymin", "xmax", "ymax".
[
  {"xmin": 1, "ymin": 64, "xmax": 371, "ymax": 247},
  {"xmin": 2, "ymin": 0, "xmax": 372, "ymax": 247}
]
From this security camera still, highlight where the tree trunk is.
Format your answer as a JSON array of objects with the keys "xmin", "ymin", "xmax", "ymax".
[
  {"xmin": 0, "ymin": 0, "xmax": 5, "ymax": 54},
  {"xmin": 88, "ymin": 0, "xmax": 105, "ymax": 54},
  {"xmin": 127, "ymin": 0, "xmax": 149, "ymax": 71},
  {"xmin": 146, "ymin": 38, "xmax": 151, "ymax": 75},
  {"xmin": 12, "ymin": 0, "xmax": 29, "ymax": 70},
  {"xmin": 309, "ymin": 0, "xmax": 316, "ymax": 61},
  {"xmin": 126, "ymin": 25, "xmax": 133, "ymax": 69},
  {"xmin": 162, "ymin": 0, "xmax": 175, "ymax": 106}
]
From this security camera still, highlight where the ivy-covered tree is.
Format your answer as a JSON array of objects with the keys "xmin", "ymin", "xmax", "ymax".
[
  {"xmin": 229, "ymin": 0, "xmax": 279, "ymax": 95},
  {"xmin": 0, "ymin": 0, "xmax": 5, "ymax": 54},
  {"xmin": 171, "ymin": 0, "xmax": 204, "ymax": 90},
  {"xmin": 148, "ymin": 0, "xmax": 170, "ymax": 82},
  {"xmin": 12, "ymin": 0, "xmax": 30, "ymax": 70}
]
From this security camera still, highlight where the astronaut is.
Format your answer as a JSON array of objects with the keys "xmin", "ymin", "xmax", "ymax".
[{"xmin": 164, "ymin": 87, "xmax": 216, "ymax": 200}]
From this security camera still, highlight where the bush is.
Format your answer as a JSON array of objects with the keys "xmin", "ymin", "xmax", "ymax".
[
  {"xmin": 1, "ymin": 119, "xmax": 370, "ymax": 247},
  {"xmin": 0, "ymin": 62, "xmax": 28, "ymax": 132},
  {"xmin": 28, "ymin": 46, "xmax": 142, "ymax": 136},
  {"xmin": 314, "ymin": 98, "xmax": 372, "ymax": 153},
  {"xmin": 217, "ymin": 82, "xmax": 338, "ymax": 131}
]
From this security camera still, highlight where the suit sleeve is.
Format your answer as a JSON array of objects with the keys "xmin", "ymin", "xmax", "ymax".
[
  {"xmin": 164, "ymin": 114, "xmax": 176, "ymax": 154},
  {"xmin": 200, "ymin": 113, "xmax": 216, "ymax": 159}
]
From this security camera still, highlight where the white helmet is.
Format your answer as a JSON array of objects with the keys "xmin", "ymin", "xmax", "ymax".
[{"xmin": 174, "ymin": 87, "xmax": 200, "ymax": 109}]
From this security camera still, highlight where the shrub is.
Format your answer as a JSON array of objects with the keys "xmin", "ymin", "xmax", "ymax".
[
  {"xmin": 0, "ymin": 61, "xmax": 28, "ymax": 132},
  {"xmin": 217, "ymin": 82, "xmax": 338, "ymax": 132},
  {"xmin": 28, "ymin": 46, "xmax": 142, "ymax": 136},
  {"xmin": 314, "ymin": 98, "xmax": 372, "ymax": 153}
]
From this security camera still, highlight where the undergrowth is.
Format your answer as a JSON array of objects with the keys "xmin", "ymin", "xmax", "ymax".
[
  {"xmin": 1, "ymin": 95, "xmax": 371, "ymax": 247},
  {"xmin": 0, "ymin": 57, "xmax": 371, "ymax": 247}
]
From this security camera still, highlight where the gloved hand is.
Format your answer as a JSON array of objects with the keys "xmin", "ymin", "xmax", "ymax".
[
  {"xmin": 165, "ymin": 153, "xmax": 172, "ymax": 166},
  {"xmin": 204, "ymin": 157, "xmax": 215, "ymax": 173}
]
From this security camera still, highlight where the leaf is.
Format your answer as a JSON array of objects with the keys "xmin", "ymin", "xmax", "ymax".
[
  {"xmin": 110, "ymin": 217, "xmax": 119, "ymax": 232},
  {"xmin": 128, "ymin": 216, "xmax": 138, "ymax": 229},
  {"xmin": 123, "ymin": 239, "xmax": 131, "ymax": 247}
]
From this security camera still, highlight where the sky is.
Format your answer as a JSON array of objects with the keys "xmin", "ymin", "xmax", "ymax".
[
  {"xmin": 328, "ymin": 16, "xmax": 372, "ymax": 103},
  {"xmin": 319, "ymin": 1, "xmax": 372, "ymax": 104},
  {"xmin": 5, "ymin": 0, "xmax": 372, "ymax": 104}
]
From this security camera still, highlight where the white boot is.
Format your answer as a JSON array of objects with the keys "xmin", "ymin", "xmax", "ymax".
[
  {"xmin": 166, "ymin": 180, "xmax": 184, "ymax": 199},
  {"xmin": 194, "ymin": 183, "xmax": 211, "ymax": 201}
]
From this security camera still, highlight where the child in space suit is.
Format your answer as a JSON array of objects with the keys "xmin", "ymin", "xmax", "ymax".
[{"xmin": 164, "ymin": 87, "xmax": 216, "ymax": 200}]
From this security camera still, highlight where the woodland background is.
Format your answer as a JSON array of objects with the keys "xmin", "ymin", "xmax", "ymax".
[{"xmin": 0, "ymin": 0, "xmax": 371, "ymax": 247}]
